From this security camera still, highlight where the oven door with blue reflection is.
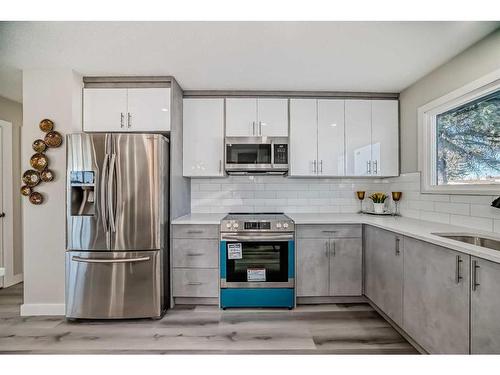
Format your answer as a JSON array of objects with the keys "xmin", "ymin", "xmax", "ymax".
[{"xmin": 220, "ymin": 234, "xmax": 295, "ymax": 309}]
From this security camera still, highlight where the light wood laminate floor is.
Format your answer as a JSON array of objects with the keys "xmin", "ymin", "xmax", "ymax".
[{"xmin": 0, "ymin": 284, "xmax": 417, "ymax": 354}]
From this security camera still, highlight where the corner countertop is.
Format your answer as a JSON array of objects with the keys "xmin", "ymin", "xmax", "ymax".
[{"xmin": 172, "ymin": 212, "xmax": 500, "ymax": 264}]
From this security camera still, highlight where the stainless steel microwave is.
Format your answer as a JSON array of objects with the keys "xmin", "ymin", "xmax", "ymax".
[{"xmin": 225, "ymin": 136, "xmax": 289, "ymax": 175}]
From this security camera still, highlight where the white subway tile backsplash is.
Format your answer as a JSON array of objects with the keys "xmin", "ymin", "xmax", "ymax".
[{"xmin": 190, "ymin": 172, "xmax": 496, "ymax": 233}]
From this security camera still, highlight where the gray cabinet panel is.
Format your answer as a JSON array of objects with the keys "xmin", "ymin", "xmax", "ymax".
[
  {"xmin": 330, "ymin": 239, "xmax": 362, "ymax": 296},
  {"xmin": 173, "ymin": 239, "xmax": 219, "ymax": 268},
  {"xmin": 471, "ymin": 257, "xmax": 500, "ymax": 354},
  {"xmin": 296, "ymin": 238, "xmax": 330, "ymax": 296},
  {"xmin": 364, "ymin": 226, "xmax": 403, "ymax": 326},
  {"xmin": 173, "ymin": 224, "xmax": 219, "ymax": 239},
  {"xmin": 172, "ymin": 268, "xmax": 219, "ymax": 297},
  {"xmin": 403, "ymin": 237, "xmax": 470, "ymax": 354},
  {"xmin": 296, "ymin": 224, "xmax": 362, "ymax": 239}
]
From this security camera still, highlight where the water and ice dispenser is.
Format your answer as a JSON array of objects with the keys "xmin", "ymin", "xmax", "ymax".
[{"xmin": 70, "ymin": 171, "xmax": 96, "ymax": 216}]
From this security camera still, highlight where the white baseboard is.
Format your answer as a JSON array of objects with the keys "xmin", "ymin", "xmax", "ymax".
[{"xmin": 20, "ymin": 303, "xmax": 65, "ymax": 316}]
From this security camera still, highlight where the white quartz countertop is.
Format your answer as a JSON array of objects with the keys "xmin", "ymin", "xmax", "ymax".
[{"xmin": 172, "ymin": 212, "xmax": 500, "ymax": 264}]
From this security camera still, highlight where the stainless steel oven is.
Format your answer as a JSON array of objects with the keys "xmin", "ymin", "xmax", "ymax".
[
  {"xmin": 219, "ymin": 213, "xmax": 295, "ymax": 309},
  {"xmin": 225, "ymin": 136, "xmax": 288, "ymax": 175}
]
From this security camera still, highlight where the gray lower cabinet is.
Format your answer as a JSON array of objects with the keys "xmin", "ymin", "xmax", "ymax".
[
  {"xmin": 296, "ymin": 238, "xmax": 330, "ymax": 296},
  {"xmin": 403, "ymin": 237, "xmax": 470, "ymax": 354},
  {"xmin": 172, "ymin": 224, "xmax": 219, "ymax": 300},
  {"xmin": 471, "ymin": 257, "xmax": 500, "ymax": 354},
  {"xmin": 329, "ymin": 239, "xmax": 362, "ymax": 296},
  {"xmin": 296, "ymin": 225, "xmax": 362, "ymax": 297},
  {"xmin": 364, "ymin": 225, "xmax": 404, "ymax": 326}
]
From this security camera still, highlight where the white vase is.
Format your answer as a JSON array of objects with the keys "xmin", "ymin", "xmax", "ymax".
[{"xmin": 373, "ymin": 203, "xmax": 385, "ymax": 214}]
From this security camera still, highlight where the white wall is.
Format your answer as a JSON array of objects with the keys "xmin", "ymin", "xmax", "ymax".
[
  {"xmin": 21, "ymin": 69, "xmax": 82, "ymax": 316},
  {"xmin": 0, "ymin": 96, "xmax": 23, "ymax": 281},
  {"xmin": 400, "ymin": 29, "xmax": 500, "ymax": 173}
]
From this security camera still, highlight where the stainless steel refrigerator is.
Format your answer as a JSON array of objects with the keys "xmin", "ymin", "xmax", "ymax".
[{"xmin": 65, "ymin": 133, "xmax": 169, "ymax": 319}]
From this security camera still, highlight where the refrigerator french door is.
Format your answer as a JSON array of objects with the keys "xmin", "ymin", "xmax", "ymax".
[{"xmin": 65, "ymin": 133, "xmax": 169, "ymax": 319}]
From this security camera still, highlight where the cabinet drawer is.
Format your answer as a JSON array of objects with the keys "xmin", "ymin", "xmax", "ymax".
[
  {"xmin": 296, "ymin": 224, "xmax": 362, "ymax": 238},
  {"xmin": 173, "ymin": 269, "xmax": 219, "ymax": 297},
  {"xmin": 173, "ymin": 224, "xmax": 219, "ymax": 239},
  {"xmin": 173, "ymin": 239, "xmax": 218, "ymax": 268}
]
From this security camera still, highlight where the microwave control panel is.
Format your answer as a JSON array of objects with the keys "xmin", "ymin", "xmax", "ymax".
[{"xmin": 273, "ymin": 144, "xmax": 288, "ymax": 165}]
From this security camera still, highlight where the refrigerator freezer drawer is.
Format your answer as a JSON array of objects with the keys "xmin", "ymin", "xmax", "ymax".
[{"xmin": 65, "ymin": 250, "xmax": 164, "ymax": 319}]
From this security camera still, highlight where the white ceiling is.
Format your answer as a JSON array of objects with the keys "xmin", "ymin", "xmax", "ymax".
[{"xmin": 0, "ymin": 21, "xmax": 498, "ymax": 103}]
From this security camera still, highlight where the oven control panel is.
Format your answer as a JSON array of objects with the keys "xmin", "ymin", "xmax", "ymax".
[{"xmin": 221, "ymin": 217, "xmax": 294, "ymax": 232}]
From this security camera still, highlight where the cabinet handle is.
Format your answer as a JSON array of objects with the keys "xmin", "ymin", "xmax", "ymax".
[
  {"xmin": 322, "ymin": 230, "xmax": 337, "ymax": 233},
  {"xmin": 313, "ymin": 160, "xmax": 317, "ymax": 174},
  {"xmin": 331, "ymin": 240, "xmax": 336, "ymax": 257},
  {"xmin": 325, "ymin": 241, "xmax": 329, "ymax": 257},
  {"xmin": 186, "ymin": 253, "xmax": 204, "ymax": 257},
  {"xmin": 252, "ymin": 121, "xmax": 256, "ymax": 135},
  {"xmin": 127, "ymin": 112, "xmax": 131, "ymax": 128},
  {"xmin": 374, "ymin": 160, "xmax": 378, "ymax": 175},
  {"xmin": 219, "ymin": 160, "xmax": 222, "ymax": 174},
  {"xmin": 186, "ymin": 230, "xmax": 203, "ymax": 234},
  {"xmin": 366, "ymin": 161, "xmax": 371, "ymax": 174},
  {"xmin": 455, "ymin": 255, "xmax": 463, "ymax": 284},
  {"xmin": 187, "ymin": 282, "xmax": 203, "ymax": 286},
  {"xmin": 120, "ymin": 112, "xmax": 124, "ymax": 128},
  {"xmin": 395, "ymin": 238, "xmax": 401, "ymax": 256},
  {"xmin": 472, "ymin": 260, "xmax": 480, "ymax": 291},
  {"xmin": 319, "ymin": 160, "xmax": 323, "ymax": 174}
]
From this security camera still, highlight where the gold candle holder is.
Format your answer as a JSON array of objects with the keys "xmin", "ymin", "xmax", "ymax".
[
  {"xmin": 392, "ymin": 192, "xmax": 402, "ymax": 216},
  {"xmin": 356, "ymin": 191, "xmax": 366, "ymax": 213}
]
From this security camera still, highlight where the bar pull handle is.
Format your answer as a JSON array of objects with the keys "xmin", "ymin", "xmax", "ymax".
[
  {"xmin": 322, "ymin": 230, "xmax": 337, "ymax": 234},
  {"xmin": 455, "ymin": 255, "xmax": 463, "ymax": 284},
  {"xmin": 366, "ymin": 161, "xmax": 371, "ymax": 174},
  {"xmin": 187, "ymin": 282, "xmax": 203, "ymax": 286},
  {"xmin": 313, "ymin": 160, "xmax": 317, "ymax": 174},
  {"xmin": 72, "ymin": 256, "xmax": 150, "ymax": 264},
  {"xmin": 331, "ymin": 240, "xmax": 336, "ymax": 257},
  {"xmin": 374, "ymin": 160, "xmax": 378, "ymax": 175},
  {"xmin": 219, "ymin": 159, "xmax": 222, "ymax": 174},
  {"xmin": 472, "ymin": 260, "xmax": 480, "ymax": 291},
  {"xmin": 107, "ymin": 154, "xmax": 116, "ymax": 232},
  {"xmin": 120, "ymin": 112, "xmax": 124, "ymax": 128},
  {"xmin": 252, "ymin": 121, "xmax": 256, "ymax": 135},
  {"xmin": 186, "ymin": 253, "xmax": 204, "ymax": 257},
  {"xmin": 319, "ymin": 160, "xmax": 323, "ymax": 174},
  {"xmin": 186, "ymin": 230, "xmax": 203, "ymax": 234},
  {"xmin": 100, "ymin": 154, "xmax": 109, "ymax": 233},
  {"xmin": 325, "ymin": 241, "xmax": 329, "ymax": 257},
  {"xmin": 395, "ymin": 238, "xmax": 401, "ymax": 256},
  {"xmin": 127, "ymin": 112, "xmax": 132, "ymax": 128}
]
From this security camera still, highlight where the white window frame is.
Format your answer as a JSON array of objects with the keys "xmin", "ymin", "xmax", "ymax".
[{"xmin": 418, "ymin": 68, "xmax": 500, "ymax": 195}]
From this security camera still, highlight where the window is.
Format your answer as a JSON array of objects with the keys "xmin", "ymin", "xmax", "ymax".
[{"xmin": 419, "ymin": 70, "xmax": 500, "ymax": 194}]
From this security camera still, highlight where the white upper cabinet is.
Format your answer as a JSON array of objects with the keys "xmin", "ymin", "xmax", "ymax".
[
  {"xmin": 345, "ymin": 99, "xmax": 398, "ymax": 177},
  {"xmin": 126, "ymin": 88, "xmax": 171, "ymax": 132},
  {"xmin": 289, "ymin": 99, "xmax": 318, "ymax": 176},
  {"xmin": 83, "ymin": 88, "xmax": 128, "ymax": 132},
  {"xmin": 318, "ymin": 99, "xmax": 345, "ymax": 176},
  {"xmin": 371, "ymin": 100, "xmax": 398, "ymax": 176},
  {"xmin": 183, "ymin": 98, "xmax": 225, "ymax": 177},
  {"xmin": 257, "ymin": 98, "xmax": 288, "ymax": 136},
  {"xmin": 225, "ymin": 97, "xmax": 288, "ymax": 137},
  {"xmin": 225, "ymin": 98, "xmax": 257, "ymax": 136},
  {"xmin": 83, "ymin": 87, "xmax": 170, "ymax": 132},
  {"xmin": 345, "ymin": 100, "xmax": 372, "ymax": 176}
]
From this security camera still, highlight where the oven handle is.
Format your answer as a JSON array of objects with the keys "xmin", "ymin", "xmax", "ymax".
[{"xmin": 221, "ymin": 233, "xmax": 294, "ymax": 241}]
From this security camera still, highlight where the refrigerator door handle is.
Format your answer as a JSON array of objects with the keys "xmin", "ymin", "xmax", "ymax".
[
  {"xmin": 107, "ymin": 153, "xmax": 117, "ymax": 233},
  {"xmin": 100, "ymin": 154, "xmax": 109, "ymax": 233},
  {"xmin": 71, "ymin": 256, "xmax": 151, "ymax": 264}
]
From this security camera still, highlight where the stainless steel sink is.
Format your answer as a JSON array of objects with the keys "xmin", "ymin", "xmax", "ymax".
[{"xmin": 433, "ymin": 233, "xmax": 500, "ymax": 251}]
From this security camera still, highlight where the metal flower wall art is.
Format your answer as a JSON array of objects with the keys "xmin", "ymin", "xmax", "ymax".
[{"xmin": 21, "ymin": 119, "xmax": 63, "ymax": 205}]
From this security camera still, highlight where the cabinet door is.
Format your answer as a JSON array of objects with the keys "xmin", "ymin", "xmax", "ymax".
[
  {"xmin": 183, "ymin": 98, "xmax": 224, "ymax": 177},
  {"xmin": 364, "ymin": 226, "xmax": 403, "ymax": 326},
  {"xmin": 296, "ymin": 238, "xmax": 329, "ymax": 296},
  {"xmin": 83, "ymin": 88, "xmax": 127, "ymax": 132},
  {"xmin": 126, "ymin": 88, "xmax": 171, "ymax": 132},
  {"xmin": 403, "ymin": 237, "xmax": 470, "ymax": 354},
  {"xmin": 257, "ymin": 98, "xmax": 288, "ymax": 136},
  {"xmin": 345, "ymin": 100, "xmax": 372, "ymax": 176},
  {"xmin": 226, "ymin": 98, "xmax": 257, "ymax": 136},
  {"xmin": 318, "ymin": 99, "xmax": 345, "ymax": 176},
  {"xmin": 471, "ymin": 257, "xmax": 500, "ymax": 354},
  {"xmin": 329, "ymin": 238, "xmax": 362, "ymax": 296},
  {"xmin": 289, "ymin": 99, "xmax": 318, "ymax": 176},
  {"xmin": 371, "ymin": 100, "xmax": 398, "ymax": 176}
]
